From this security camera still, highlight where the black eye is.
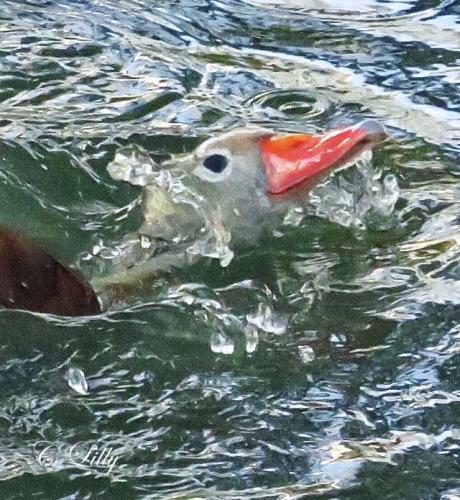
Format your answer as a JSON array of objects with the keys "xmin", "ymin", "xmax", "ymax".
[{"xmin": 203, "ymin": 154, "xmax": 228, "ymax": 173}]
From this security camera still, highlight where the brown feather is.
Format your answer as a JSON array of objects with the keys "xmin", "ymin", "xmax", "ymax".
[{"xmin": 0, "ymin": 226, "xmax": 100, "ymax": 316}]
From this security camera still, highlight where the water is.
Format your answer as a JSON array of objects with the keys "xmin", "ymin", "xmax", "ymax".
[{"xmin": 0, "ymin": 0, "xmax": 459, "ymax": 497}]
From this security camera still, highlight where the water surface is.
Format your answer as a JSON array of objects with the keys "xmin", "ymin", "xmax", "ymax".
[{"xmin": 0, "ymin": 0, "xmax": 459, "ymax": 497}]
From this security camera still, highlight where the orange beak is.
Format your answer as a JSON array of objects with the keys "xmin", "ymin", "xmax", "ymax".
[{"xmin": 259, "ymin": 120, "xmax": 387, "ymax": 195}]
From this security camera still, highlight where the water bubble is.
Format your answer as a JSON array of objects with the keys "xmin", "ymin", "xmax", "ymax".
[{"xmin": 67, "ymin": 368, "xmax": 89, "ymax": 395}]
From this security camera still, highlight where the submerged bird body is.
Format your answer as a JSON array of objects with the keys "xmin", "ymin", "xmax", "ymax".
[
  {"xmin": 0, "ymin": 120, "xmax": 387, "ymax": 315},
  {"xmin": 0, "ymin": 227, "xmax": 100, "ymax": 316}
]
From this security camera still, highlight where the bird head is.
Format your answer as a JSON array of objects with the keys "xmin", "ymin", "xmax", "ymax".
[{"xmin": 192, "ymin": 119, "xmax": 386, "ymax": 197}]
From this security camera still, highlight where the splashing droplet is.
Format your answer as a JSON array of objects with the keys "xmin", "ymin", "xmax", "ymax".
[
  {"xmin": 330, "ymin": 333, "xmax": 347, "ymax": 346},
  {"xmin": 244, "ymin": 325, "xmax": 259, "ymax": 353},
  {"xmin": 210, "ymin": 329, "xmax": 235, "ymax": 355},
  {"xmin": 67, "ymin": 368, "xmax": 89, "ymax": 395},
  {"xmin": 298, "ymin": 345, "xmax": 315, "ymax": 364},
  {"xmin": 140, "ymin": 235, "xmax": 151, "ymax": 249},
  {"xmin": 246, "ymin": 304, "xmax": 288, "ymax": 335}
]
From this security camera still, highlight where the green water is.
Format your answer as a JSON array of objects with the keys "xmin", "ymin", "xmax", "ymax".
[{"xmin": 0, "ymin": 0, "xmax": 459, "ymax": 498}]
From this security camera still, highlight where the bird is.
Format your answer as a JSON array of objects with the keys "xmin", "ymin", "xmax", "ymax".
[{"xmin": 0, "ymin": 119, "xmax": 387, "ymax": 316}]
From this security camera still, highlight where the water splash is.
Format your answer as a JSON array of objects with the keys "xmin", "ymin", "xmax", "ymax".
[
  {"xmin": 311, "ymin": 151, "xmax": 399, "ymax": 230},
  {"xmin": 107, "ymin": 148, "xmax": 235, "ymax": 267}
]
